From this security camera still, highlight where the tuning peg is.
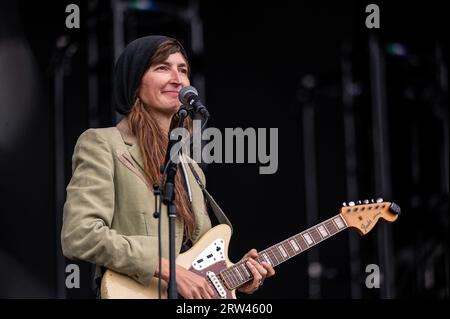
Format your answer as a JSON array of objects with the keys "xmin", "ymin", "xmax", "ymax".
[
  {"xmin": 370, "ymin": 199, "xmax": 375, "ymax": 203},
  {"xmin": 342, "ymin": 202, "xmax": 347, "ymax": 207},
  {"xmin": 356, "ymin": 200, "xmax": 362, "ymax": 205},
  {"xmin": 376, "ymin": 197, "xmax": 384, "ymax": 203},
  {"xmin": 348, "ymin": 201, "xmax": 355, "ymax": 206},
  {"xmin": 363, "ymin": 199, "xmax": 370, "ymax": 204}
]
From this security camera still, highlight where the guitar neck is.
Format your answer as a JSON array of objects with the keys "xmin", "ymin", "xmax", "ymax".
[{"xmin": 220, "ymin": 214, "xmax": 348, "ymax": 290}]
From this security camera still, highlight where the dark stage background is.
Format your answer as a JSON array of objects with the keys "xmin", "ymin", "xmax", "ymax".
[{"xmin": 0, "ymin": 0, "xmax": 448, "ymax": 299}]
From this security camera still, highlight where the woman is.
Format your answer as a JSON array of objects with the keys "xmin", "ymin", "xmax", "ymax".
[{"xmin": 61, "ymin": 35, "xmax": 274, "ymax": 299}]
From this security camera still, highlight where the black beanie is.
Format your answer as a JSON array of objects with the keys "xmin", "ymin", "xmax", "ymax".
[{"xmin": 113, "ymin": 35, "xmax": 187, "ymax": 115}]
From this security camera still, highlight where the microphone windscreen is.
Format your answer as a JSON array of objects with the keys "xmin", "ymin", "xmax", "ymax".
[{"xmin": 178, "ymin": 86, "xmax": 198, "ymax": 104}]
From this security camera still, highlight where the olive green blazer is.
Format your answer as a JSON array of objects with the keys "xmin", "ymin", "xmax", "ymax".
[{"xmin": 61, "ymin": 118, "xmax": 212, "ymax": 285}]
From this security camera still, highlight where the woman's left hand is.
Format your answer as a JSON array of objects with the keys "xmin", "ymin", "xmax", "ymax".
[{"xmin": 237, "ymin": 248, "xmax": 275, "ymax": 294}]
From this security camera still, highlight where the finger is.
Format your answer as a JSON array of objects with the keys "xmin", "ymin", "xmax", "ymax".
[
  {"xmin": 206, "ymin": 282, "xmax": 215, "ymax": 298},
  {"xmin": 260, "ymin": 261, "xmax": 276, "ymax": 277},
  {"xmin": 248, "ymin": 258, "xmax": 268, "ymax": 278},
  {"xmin": 247, "ymin": 249, "xmax": 258, "ymax": 258},
  {"xmin": 243, "ymin": 248, "xmax": 258, "ymax": 259},
  {"xmin": 198, "ymin": 283, "xmax": 212, "ymax": 299},
  {"xmin": 192, "ymin": 289, "xmax": 203, "ymax": 299},
  {"xmin": 187, "ymin": 290, "xmax": 197, "ymax": 299},
  {"xmin": 202, "ymin": 289, "xmax": 212, "ymax": 299},
  {"xmin": 182, "ymin": 291, "xmax": 194, "ymax": 299},
  {"xmin": 246, "ymin": 261, "xmax": 262, "ymax": 286}
]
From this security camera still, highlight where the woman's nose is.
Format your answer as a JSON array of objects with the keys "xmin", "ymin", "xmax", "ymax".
[{"xmin": 170, "ymin": 68, "xmax": 182, "ymax": 84}]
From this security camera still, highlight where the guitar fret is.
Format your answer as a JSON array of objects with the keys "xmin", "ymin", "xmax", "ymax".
[
  {"xmin": 240, "ymin": 264, "xmax": 251, "ymax": 280},
  {"xmin": 272, "ymin": 247, "xmax": 283, "ymax": 264},
  {"xmin": 283, "ymin": 241, "xmax": 294, "ymax": 256},
  {"xmin": 261, "ymin": 252, "xmax": 273, "ymax": 266},
  {"xmin": 225, "ymin": 270, "xmax": 235, "ymax": 288},
  {"xmin": 241, "ymin": 265, "xmax": 250, "ymax": 283},
  {"xmin": 302, "ymin": 232, "xmax": 314, "ymax": 245},
  {"xmin": 267, "ymin": 249, "xmax": 279, "ymax": 265},
  {"xmin": 221, "ymin": 270, "xmax": 233, "ymax": 289},
  {"xmin": 331, "ymin": 219, "xmax": 340, "ymax": 233},
  {"xmin": 232, "ymin": 269, "xmax": 241, "ymax": 286},
  {"xmin": 234, "ymin": 266, "xmax": 244, "ymax": 283},
  {"xmin": 330, "ymin": 219, "xmax": 340, "ymax": 231},
  {"xmin": 313, "ymin": 227, "xmax": 322, "ymax": 240},
  {"xmin": 278, "ymin": 245, "xmax": 288, "ymax": 258},
  {"xmin": 296, "ymin": 235, "xmax": 308, "ymax": 250},
  {"xmin": 333, "ymin": 216, "xmax": 346, "ymax": 229},
  {"xmin": 310, "ymin": 228, "xmax": 322, "ymax": 243},
  {"xmin": 285, "ymin": 242, "xmax": 293, "ymax": 256},
  {"xmin": 289, "ymin": 239, "xmax": 300, "ymax": 252},
  {"xmin": 273, "ymin": 246, "xmax": 285, "ymax": 265},
  {"xmin": 293, "ymin": 236, "xmax": 303, "ymax": 250},
  {"xmin": 325, "ymin": 220, "xmax": 338, "ymax": 235},
  {"xmin": 267, "ymin": 249, "xmax": 278, "ymax": 266},
  {"xmin": 228, "ymin": 269, "xmax": 239, "ymax": 288},
  {"xmin": 235, "ymin": 265, "xmax": 244, "ymax": 281},
  {"xmin": 265, "ymin": 249, "xmax": 276, "ymax": 265},
  {"xmin": 242, "ymin": 263, "xmax": 251, "ymax": 277},
  {"xmin": 318, "ymin": 224, "xmax": 329, "ymax": 237},
  {"xmin": 281, "ymin": 244, "xmax": 290, "ymax": 258}
]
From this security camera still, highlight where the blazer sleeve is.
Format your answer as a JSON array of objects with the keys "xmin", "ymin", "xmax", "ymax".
[{"xmin": 61, "ymin": 129, "xmax": 158, "ymax": 286}]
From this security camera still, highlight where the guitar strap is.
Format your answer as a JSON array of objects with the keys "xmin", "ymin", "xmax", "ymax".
[{"xmin": 186, "ymin": 162, "xmax": 233, "ymax": 234}]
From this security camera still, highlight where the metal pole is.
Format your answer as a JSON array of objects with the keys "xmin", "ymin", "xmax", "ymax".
[
  {"xmin": 87, "ymin": 1, "xmax": 99, "ymax": 128},
  {"xmin": 112, "ymin": 0, "xmax": 126, "ymax": 123},
  {"xmin": 302, "ymin": 96, "xmax": 321, "ymax": 298},
  {"xmin": 54, "ymin": 54, "xmax": 67, "ymax": 300},
  {"xmin": 368, "ymin": 32, "xmax": 396, "ymax": 299},
  {"xmin": 341, "ymin": 42, "xmax": 362, "ymax": 299}
]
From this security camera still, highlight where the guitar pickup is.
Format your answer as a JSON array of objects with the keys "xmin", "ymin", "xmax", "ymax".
[{"xmin": 207, "ymin": 271, "xmax": 227, "ymax": 299}]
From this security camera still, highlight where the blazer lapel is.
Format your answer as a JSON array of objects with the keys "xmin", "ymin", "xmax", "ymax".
[
  {"xmin": 128, "ymin": 144, "xmax": 145, "ymax": 172},
  {"xmin": 116, "ymin": 118, "xmax": 145, "ymax": 172}
]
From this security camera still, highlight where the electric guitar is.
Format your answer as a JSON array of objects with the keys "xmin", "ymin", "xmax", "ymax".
[{"xmin": 101, "ymin": 198, "xmax": 401, "ymax": 298}]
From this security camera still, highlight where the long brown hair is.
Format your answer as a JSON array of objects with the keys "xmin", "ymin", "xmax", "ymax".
[{"xmin": 128, "ymin": 39, "xmax": 195, "ymax": 242}]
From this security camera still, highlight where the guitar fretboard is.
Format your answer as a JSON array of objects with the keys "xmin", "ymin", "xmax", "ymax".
[{"xmin": 219, "ymin": 214, "xmax": 348, "ymax": 290}]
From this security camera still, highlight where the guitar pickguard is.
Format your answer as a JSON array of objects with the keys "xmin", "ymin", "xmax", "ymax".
[{"xmin": 191, "ymin": 238, "xmax": 225, "ymax": 271}]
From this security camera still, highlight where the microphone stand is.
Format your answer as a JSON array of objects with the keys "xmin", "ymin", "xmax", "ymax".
[{"xmin": 160, "ymin": 105, "xmax": 190, "ymax": 299}]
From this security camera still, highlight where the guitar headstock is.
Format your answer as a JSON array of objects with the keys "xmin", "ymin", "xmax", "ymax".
[{"xmin": 340, "ymin": 198, "xmax": 400, "ymax": 235}]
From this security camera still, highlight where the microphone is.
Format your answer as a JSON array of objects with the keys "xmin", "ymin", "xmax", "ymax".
[{"xmin": 178, "ymin": 86, "xmax": 210, "ymax": 118}]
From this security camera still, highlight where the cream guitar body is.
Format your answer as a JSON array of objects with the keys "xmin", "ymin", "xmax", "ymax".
[{"xmin": 101, "ymin": 224, "xmax": 235, "ymax": 299}]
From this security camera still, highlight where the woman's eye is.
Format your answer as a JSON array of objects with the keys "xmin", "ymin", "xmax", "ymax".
[
  {"xmin": 156, "ymin": 66, "xmax": 168, "ymax": 71},
  {"xmin": 180, "ymin": 68, "xmax": 188, "ymax": 74}
]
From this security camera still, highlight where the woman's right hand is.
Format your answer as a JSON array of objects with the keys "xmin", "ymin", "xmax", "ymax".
[
  {"xmin": 155, "ymin": 258, "xmax": 215, "ymax": 299},
  {"xmin": 175, "ymin": 265, "xmax": 215, "ymax": 299}
]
